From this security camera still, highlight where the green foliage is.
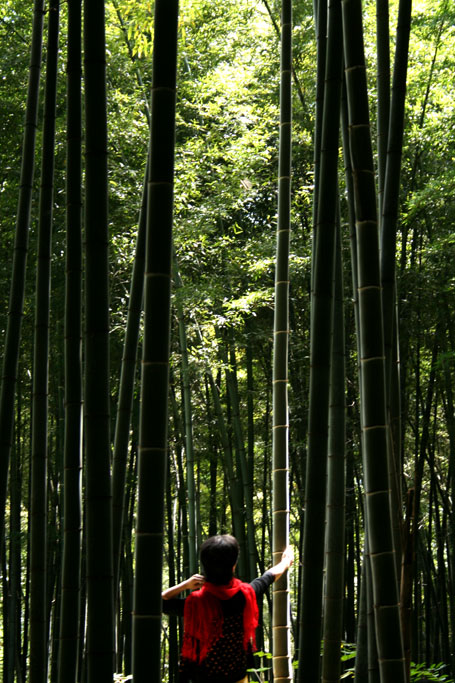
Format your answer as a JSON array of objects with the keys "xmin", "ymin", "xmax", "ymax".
[
  {"xmin": 247, "ymin": 651, "xmax": 273, "ymax": 683},
  {"xmin": 328, "ymin": 644, "xmax": 454, "ymax": 683},
  {"xmin": 2, "ymin": 0, "xmax": 455, "ymax": 679},
  {"xmin": 410, "ymin": 662, "xmax": 454, "ymax": 682}
]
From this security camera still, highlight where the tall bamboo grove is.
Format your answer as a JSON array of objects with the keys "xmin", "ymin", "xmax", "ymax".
[
  {"xmin": 132, "ymin": 1, "xmax": 179, "ymax": 681},
  {"xmin": 272, "ymin": 0, "xmax": 292, "ymax": 680}
]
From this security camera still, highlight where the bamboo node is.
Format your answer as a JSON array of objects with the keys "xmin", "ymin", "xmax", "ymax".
[{"xmin": 357, "ymin": 285, "xmax": 381, "ymax": 293}]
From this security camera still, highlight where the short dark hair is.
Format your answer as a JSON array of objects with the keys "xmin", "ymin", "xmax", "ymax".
[{"xmin": 200, "ymin": 535, "xmax": 239, "ymax": 585}]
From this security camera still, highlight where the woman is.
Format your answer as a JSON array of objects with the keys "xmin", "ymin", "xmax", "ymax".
[{"xmin": 162, "ymin": 534, "xmax": 293, "ymax": 683}]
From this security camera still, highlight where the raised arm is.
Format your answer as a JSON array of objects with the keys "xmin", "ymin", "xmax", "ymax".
[
  {"xmin": 268, "ymin": 547, "xmax": 294, "ymax": 583},
  {"xmin": 162, "ymin": 573, "xmax": 205, "ymax": 600}
]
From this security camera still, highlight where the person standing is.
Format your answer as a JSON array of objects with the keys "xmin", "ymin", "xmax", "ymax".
[{"xmin": 162, "ymin": 534, "xmax": 294, "ymax": 683}]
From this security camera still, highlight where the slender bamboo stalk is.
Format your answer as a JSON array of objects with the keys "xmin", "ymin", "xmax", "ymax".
[
  {"xmin": 58, "ymin": 1, "xmax": 82, "ymax": 680},
  {"xmin": 83, "ymin": 0, "xmax": 114, "ymax": 678},
  {"xmin": 6, "ymin": 433, "xmax": 22, "ymax": 683},
  {"xmin": 29, "ymin": 4, "xmax": 59, "ymax": 681},
  {"xmin": 380, "ymin": 5, "xmax": 412, "ymax": 578},
  {"xmin": 112, "ymin": 165, "xmax": 147, "ymax": 597},
  {"xmin": 226, "ymin": 340, "xmax": 256, "ymax": 582},
  {"xmin": 381, "ymin": 0, "xmax": 412, "ymax": 399},
  {"xmin": 322, "ymin": 220, "xmax": 346, "ymax": 683},
  {"xmin": 0, "ymin": 0, "xmax": 45, "ymax": 536},
  {"xmin": 173, "ymin": 262, "xmax": 197, "ymax": 574},
  {"xmin": 206, "ymin": 365, "xmax": 245, "ymax": 551},
  {"xmin": 272, "ymin": 0, "xmax": 292, "ymax": 679},
  {"xmin": 311, "ymin": 0, "xmax": 327, "ymax": 238},
  {"xmin": 376, "ymin": 0, "xmax": 390, "ymax": 219}
]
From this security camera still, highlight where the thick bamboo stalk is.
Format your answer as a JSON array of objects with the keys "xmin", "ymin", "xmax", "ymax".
[
  {"xmin": 132, "ymin": 1, "xmax": 179, "ymax": 680},
  {"xmin": 57, "ymin": 2, "xmax": 82, "ymax": 680},
  {"xmin": 341, "ymin": 0, "xmax": 406, "ymax": 679},
  {"xmin": 298, "ymin": 0, "xmax": 342, "ymax": 678}
]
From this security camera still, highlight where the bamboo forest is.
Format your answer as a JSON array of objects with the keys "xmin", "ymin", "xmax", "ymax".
[{"xmin": 1, "ymin": 0, "xmax": 455, "ymax": 681}]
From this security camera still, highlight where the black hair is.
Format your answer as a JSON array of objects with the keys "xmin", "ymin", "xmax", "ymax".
[{"xmin": 200, "ymin": 534, "xmax": 239, "ymax": 585}]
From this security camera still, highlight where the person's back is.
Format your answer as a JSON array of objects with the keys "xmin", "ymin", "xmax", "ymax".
[
  {"xmin": 182, "ymin": 586, "xmax": 252, "ymax": 682},
  {"xmin": 162, "ymin": 534, "xmax": 293, "ymax": 683}
]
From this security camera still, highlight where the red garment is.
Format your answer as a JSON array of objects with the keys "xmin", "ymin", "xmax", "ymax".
[{"xmin": 181, "ymin": 578, "xmax": 259, "ymax": 663}]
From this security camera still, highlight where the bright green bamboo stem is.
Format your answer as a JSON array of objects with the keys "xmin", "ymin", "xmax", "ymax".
[
  {"xmin": 0, "ymin": 0, "xmax": 45, "ymax": 536},
  {"xmin": 29, "ymin": 4, "xmax": 59, "ymax": 682},
  {"xmin": 341, "ymin": 0, "xmax": 406, "ymax": 679},
  {"xmin": 272, "ymin": 0, "xmax": 292, "ymax": 680},
  {"xmin": 132, "ymin": 1, "xmax": 179, "ymax": 680}
]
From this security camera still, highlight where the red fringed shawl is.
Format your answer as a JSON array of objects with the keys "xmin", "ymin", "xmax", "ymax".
[{"xmin": 181, "ymin": 578, "xmax": 259, "ymax": 663}]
